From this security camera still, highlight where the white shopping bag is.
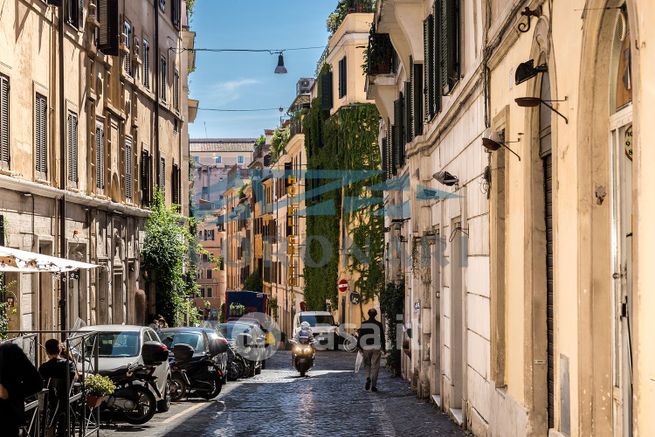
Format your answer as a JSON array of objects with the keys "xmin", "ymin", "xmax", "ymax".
[{"xmin": 354, "ymin": 350, "xmax": 364, "ymax": 373}]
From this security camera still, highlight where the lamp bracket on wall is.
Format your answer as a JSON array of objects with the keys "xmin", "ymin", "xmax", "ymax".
[{"xmin": 518, "ymin": 6, "xmax": 542, "ymax": 33}]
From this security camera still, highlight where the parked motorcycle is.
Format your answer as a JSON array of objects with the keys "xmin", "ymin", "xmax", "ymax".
[
  {"xmin": 98, "ymin": 341, "xmax": 169, "ymax": 425},
  {"xmin": 291, "ymin": 337, "xmax": 315, "ymax": 377},
  {"xmin": 226, "ymin": 343, "xmax": 247, "ymax": 381},
  {"xmin": 169, "ymin": 343, "xmax": 225, "ymax": 401},
  {"xmin": 101, "ymin": 363, "xmax": 161, "ymax": 425}
]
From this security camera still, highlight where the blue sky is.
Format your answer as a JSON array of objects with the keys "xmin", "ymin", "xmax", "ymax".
[{"xmin": 188, "ymin": 0, "xmax": 338, "ymax": 139}]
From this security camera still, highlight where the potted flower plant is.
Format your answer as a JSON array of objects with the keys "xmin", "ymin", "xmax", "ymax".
[{"xmin": 84, "ymin": 374, "xmax": 115, "ymax": 408}]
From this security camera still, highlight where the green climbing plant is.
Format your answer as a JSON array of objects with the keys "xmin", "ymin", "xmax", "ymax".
[
  {"xmin": 303, "ymin": 66, "xmax": 383, "ymax": 310},
  {"xmin": 142, "ymin": 190, "xmax": 200, "ymax": 326},
  {"xmin": 380, "ymin": 281, "xmax": 404, "ymax": 376}
]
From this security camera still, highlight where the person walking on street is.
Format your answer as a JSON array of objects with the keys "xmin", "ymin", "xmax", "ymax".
[
  {"xmin": 0, "ymin": 342, "xmax": 43, "ymax": 437},
  {"xmin": 358, "ymin": 308, "xmax": 386, "ymax": 392}
]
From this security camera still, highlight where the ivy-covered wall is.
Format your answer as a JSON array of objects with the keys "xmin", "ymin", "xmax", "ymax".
[{"xmin": 303, "ymin": 82, "xmax": 384, "ymax": 310}]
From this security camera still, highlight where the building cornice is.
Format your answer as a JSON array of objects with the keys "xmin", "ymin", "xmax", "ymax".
[{"xmin": 0, "ymin": 175, "xmax": 151, "ymax": 218}]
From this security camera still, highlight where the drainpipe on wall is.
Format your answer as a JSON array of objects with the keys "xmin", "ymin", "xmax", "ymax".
[
  {"xmin": 154, "ymin": 0, "xmax": 161, "ymax": 196},
  {"xmin": 58, "ymin": 3, "xmax": 68, "ymax": 336}
]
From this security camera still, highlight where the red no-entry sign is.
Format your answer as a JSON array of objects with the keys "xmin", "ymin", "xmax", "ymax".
[{"xmin": 338, "ymin": 279, "xmax": 349, "ymax": 293}]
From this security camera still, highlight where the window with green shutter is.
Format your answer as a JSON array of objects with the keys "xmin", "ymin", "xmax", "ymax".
[
  {"xmin": 405, "ymin": 80, "xmax": 413, "ymax": 144},
  {"xmin": 67, "ymin": 111, "xmax": 78, "ymax": 184},
  {"xmin": 338, "ymin": 56, "xmax": 347, "ymax": 98},
  {"xmin": 141, "ymin": 149, "xmax": 152, "ymax": 206},
  {"xmin": 424, "ymin": 14, "xmax": 434, "ymax": 119},
  {"xmin": 440, "ymin": 0, "xmax": 461, "ymax": 95},
  {"xmin": 320, "ymin": 69, "xmax": 333, "ymax": 111},
  {"xmin": 35, "ymin": 94, "xmax": 48, "ymax": 177},
  {"xmin": 413, "ymin": 63, "xmax": 424, "ymax": 136},
  {"xmin": 0, "ymin": 75, "xmax": 9, "ymax": 167}
]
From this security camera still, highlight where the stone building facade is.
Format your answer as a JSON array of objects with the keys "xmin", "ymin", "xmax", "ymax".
[
  {"xmin": 368, "ymin": 0, "xmax": 655, "ymax": 436},
  {"xmin": 0, "ymin": 0, "xmax": 195, "ymax": 331}
]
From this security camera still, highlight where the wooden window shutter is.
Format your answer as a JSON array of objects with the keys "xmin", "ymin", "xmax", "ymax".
[
  {"xmin": 404, "ymin": 80, "xmax": 413, "ymax": 144},
  {"xmin": 67, "ymin": 112, "xmax": 78, "ymax": 183},
  {"xmin": 143, "ymin": 40, "xmax": 150, "ymax": 88},
  {"xmin": 97, "ymin": 0, "xmax": 120, "ymax": 56},
  {"xmin": 172, "ymin": 0, "xmax": 181, "ymax": 30},
  {"xmin": 0, "ymin": 75, "xmax": 9, "ymax": 165},
  {"xmin": 160, "ymin": 157, "xmax": 165, "ymax": 196},
  {"xmin": 424, "ymin": 15, "xmax": 434, "ymax": 120},
  {"xmin": 95, "ymin": 125, "xmax": 105, "ymax": 189},
  {"xmin": 125, "ymin": 137, "xmax": 133, "ymax": 199},
  {"xmin": 441, "ymin": 0, "xmax": 460, "ymax": 95},
  {"xmin": 35, "ymin": 94, "xmax": 47, "ymax": 176},
  {"xmin": 381, "ymin": 136, "xmax": 389, "ymax": 181},
  {"xmin": 413, "ymin": 63, "xmax": 424, "ymax": 136},
  {"xmin": 339, "ymin": 57, "xmax": 347, "ymax": 98},
  {"xmin": 386, "ymin": 121, "xmax": 393, "ymax": 178},
  {"xmin": 392, "ymin": 97, "xmax": 404, "ymax": 173},
  {"xmin": 320, "ymin": 70, "xmax": 333, "ymax": 111},
  {"xmin": 141, "ymin": 149, "xmax": 149, "ymax": 205}
]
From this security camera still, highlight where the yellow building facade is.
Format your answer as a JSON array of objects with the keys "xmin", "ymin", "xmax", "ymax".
[{"xmin": 0, "ymin": 0, "xmax": 195, "ymax": 330}]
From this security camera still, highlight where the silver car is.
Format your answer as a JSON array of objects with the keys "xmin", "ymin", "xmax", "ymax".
[{"xmin": 80, "ymin": 325, "xmax": 171, "ymax": 412}]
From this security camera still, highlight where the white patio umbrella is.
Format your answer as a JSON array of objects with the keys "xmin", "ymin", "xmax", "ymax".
[{"xmin": 0, "ymin": 245, "xmax": 99, "ymax": 273}]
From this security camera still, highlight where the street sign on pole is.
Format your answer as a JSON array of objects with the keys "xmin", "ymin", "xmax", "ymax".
[{"xmin": 338, "ymin": 279, "xmax": 349, "ymax": 293}]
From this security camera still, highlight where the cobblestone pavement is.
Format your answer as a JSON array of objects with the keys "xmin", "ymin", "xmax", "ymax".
[{"xmin": 102, "ymin": 350, "xmax": 466, "ymax": 437}]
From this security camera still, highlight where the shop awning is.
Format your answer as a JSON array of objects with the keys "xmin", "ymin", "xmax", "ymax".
[{"xmin": 0, "ymin": 246, "xmax": 99, "ymax": 273}]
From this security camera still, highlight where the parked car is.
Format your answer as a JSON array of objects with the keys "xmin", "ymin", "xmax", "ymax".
[
  {"xmin": 217, "ymin": 321, "xmax": 264, "ymax": 376},
  {"xmin": 292, "ymin": 311, "xmax": 339, "ymax": 350},
  {"xmin": 79, "ymin": 325, "xmax": 171, "ymax": 413}
]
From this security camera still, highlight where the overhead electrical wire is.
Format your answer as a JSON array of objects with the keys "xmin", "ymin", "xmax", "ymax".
[
  {"xmin": 197, "ymin": 107, "xmax": 285, "ymax": 112},
  {"xmin": 172, "ymin": 45, "xmax": 325, "ymax": 54}
]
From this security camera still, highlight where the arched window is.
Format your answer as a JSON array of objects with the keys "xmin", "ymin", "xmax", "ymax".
[{"xmin": 611, "ymin": 7, "xmax": 632, "ymax": 113}]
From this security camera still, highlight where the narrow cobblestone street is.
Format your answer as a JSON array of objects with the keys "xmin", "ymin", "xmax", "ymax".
[{"xmin": 102, "ymin": 351, "xmax": 466, "ymax": 437}]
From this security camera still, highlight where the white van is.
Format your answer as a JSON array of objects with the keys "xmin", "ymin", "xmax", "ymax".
[{"xmin": 292, "ymin": 311, "xmax": 339, "ymax": 350}]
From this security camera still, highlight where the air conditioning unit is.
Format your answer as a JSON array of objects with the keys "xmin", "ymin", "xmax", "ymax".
[{"xmin": 296, "ymin": 78, "xmax": 314, "ymax": 95}]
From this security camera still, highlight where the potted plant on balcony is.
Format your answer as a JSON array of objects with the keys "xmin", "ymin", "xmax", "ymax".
[{"xmin": 84, "ymin": 374, "xmax": 115, "ymax": 408}]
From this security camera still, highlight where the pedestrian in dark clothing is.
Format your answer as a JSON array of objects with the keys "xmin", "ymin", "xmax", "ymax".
[
  {"xmin": 0, "ymin": 342, "xmax": 43, "ymax": 437},
  {"xmin": 358, "ymin": 308, "xmax": 386, "ymax": 392},
  {"xmin": 39, "ymin": 339, "xmax": 76, "ymax": 437}
]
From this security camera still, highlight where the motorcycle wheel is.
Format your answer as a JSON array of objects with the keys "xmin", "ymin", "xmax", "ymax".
[
  {"xmin": 240, "ymin": 360, "xmax": 252, "ymax": 379},
  {"xmin": 199, "ymin": 375, "xmax": 222, "ymax": 400},
  {"xmin": 157, "ymin": 379, "xmax": 171, "ymax": 412},
  {"xmin": 123, "ymin": 385, "xmax": 157, "ymax": 425},
  {"xmin": 300, "ymin": 370, "xmax": 306, "ymax": 377},
  {"xmin": 227, "ymin": 362, "xmax": 241, "ymax": 381},
  {"xmin": 169, "ymin": 375, "xmax": 187, "ymax": 402}
]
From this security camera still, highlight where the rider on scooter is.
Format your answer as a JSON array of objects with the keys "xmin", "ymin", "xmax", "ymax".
[{"xmin": 294, "ymin": 321, "xmax": 315, "ymax": 344}]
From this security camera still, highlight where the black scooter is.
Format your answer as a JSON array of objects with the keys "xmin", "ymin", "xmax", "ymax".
[
  {"xmin": 169, "ymin": 343, "xmax": 226, "ymax": 401},
  {"xmin": 101, "ymin": 363, "xmax": 161, "ymax": 425}
]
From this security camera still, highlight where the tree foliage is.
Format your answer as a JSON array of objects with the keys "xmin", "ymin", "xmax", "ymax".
[
  {"xmin": 326, "ymin": 0, "xmax": 376, "ymax": 34},
  {"xmin": 243, "ymin": 270, "xmax": 263, "ymax": 292},
  {"xmin": 142, "ymin": 190, "xmax": 200, "ymax": 326},
  {"xmin": 271, "ymin": 127, "xmax": 290, "ymax": 161}
]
